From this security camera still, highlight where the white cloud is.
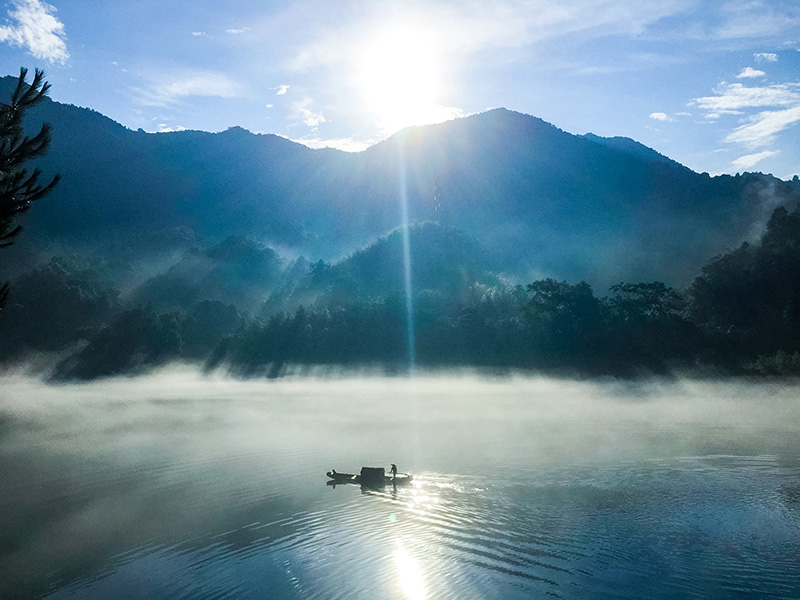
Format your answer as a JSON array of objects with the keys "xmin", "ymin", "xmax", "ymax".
[
  {"xmin": 157, "ymin": 123, "xmax": 188, "ymax": 133},
  {"xmin": 754, "ymin": 52, "xmax": 779, "ymax": 62},
  {"xmin": 275, "ymin": 84, "xmax": 290, "ymax": 96},
  {"xmin": 134, "ymin": 71, "xmax": 245, "ymax": 107},
  {"xmin": 294, "ymin": 97, "xmax": 325, "ymax": 129},
  {"xmin": 725, "ymin": 105, "xmax": 800, "ymax": 148},
  {"xmin": 731, "ymin": 150, "xmax": 780, "ymax": 170},
  {"xmin": 294, "ymin": 137, "xmax": 374, "ymax": 152},
  {"xmin": 691, "ymin": 82, "xmax": 800, "ymax": 114},
  {"xmin": 0, "ymin": 0, "xmax": 68, "ymax": 64},
  {"xmin": 649, "ymin": 112, "xmax": 673, "ymax": 121},
  {"xmin": 736, "ymin": 66, "xmax": 766, "ymax": 79},
  {"xmin": 192, "ymin": 31, "xmax": 207, "ymax": 37},
  {"xmin": 689, "ymin": 75, "xmax": 800, "ymax": 155},
  {"xmin": 226, "ymin": 28, "xmax": 248, "ymax": 34}
]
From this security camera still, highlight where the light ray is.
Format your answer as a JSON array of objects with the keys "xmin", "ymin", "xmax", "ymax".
[{"xmin": 397, "ymin": 142, "xmax": 416, "ymax": 372}]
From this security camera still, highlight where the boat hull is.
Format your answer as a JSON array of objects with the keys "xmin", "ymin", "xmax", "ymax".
[{"xmin": 326, "ymin": 471, "xmax": 413, "ymax": 486}]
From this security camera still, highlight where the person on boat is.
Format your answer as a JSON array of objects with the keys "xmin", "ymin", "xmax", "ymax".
[{"xmin": 390, "ymin": 464, "xmax": 398, "ymax": 480}]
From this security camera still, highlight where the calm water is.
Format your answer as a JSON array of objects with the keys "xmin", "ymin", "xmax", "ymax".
[{"xmin": 1, "ymin": 371, "xmax": 799, "ymax": 599}]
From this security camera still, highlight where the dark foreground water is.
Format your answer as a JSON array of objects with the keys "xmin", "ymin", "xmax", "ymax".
[{"xmin": 1, "ymin": 371, "xmax": 799, "ymax": 599}]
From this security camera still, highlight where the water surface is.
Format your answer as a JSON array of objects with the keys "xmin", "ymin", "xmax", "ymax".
[{"xmin": 1, "ymin": 371, "xmax": 799, "ymax": 598}]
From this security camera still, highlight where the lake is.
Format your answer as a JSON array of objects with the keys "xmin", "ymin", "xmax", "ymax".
[{"xmin": 1, "ymin": 370, "xmax": 799, "ymax": 599}]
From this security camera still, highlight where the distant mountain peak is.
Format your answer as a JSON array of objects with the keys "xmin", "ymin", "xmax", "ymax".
[{"xmin": 220, "ymin": 125, "xmax": 253, "ymax": 136}]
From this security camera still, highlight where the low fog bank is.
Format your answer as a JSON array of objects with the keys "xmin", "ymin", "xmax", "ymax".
[
  {"xmin": 2, "ymin": 367, "xmax": 799, "ymax": 443},
  {"xmin": 3, "ymin": 368, "xmax": 800, "ymax": 485}
]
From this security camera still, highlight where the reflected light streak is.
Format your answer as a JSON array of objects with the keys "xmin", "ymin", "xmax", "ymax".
[
  {"xmin": 394, "ymin": 542, "xmax": 427, "ymax": 600},
  {"xmin": 397, "ymin": 143, "xmax": 416, "ymax": 371}
]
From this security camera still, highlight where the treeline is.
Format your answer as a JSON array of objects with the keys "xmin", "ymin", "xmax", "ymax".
[{"xmin": 2, "ymin": 204, "xmax": 800, "ymax": 379}]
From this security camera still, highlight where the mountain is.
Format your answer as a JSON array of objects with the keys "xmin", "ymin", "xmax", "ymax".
[
  {"xmin": 357, "ymin": 110, "xmax": 799, "ymax": 285},
  {"xmin": 130, "ymin": 235, "xmax": 286, "ymax": 312},
  {"xmin": 3, "ymin": 75, "xmax": 800, "ymax": 291},
  {"xmin": 275, "ymin": 222, "xmax": 498, "ymax": 311}
]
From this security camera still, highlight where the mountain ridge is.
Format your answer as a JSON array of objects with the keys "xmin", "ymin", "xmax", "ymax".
[{"xmin": 3, "ymin": 74, "xmax": 799, "ymax": 291}]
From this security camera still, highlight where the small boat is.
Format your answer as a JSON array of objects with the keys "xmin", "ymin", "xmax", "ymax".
[
  {"xmin": 326, "ymin": 470, "xmax": 359, "ymax": 484},
  {"xmin": 327, "ymin": 467, "xmax": 413, "ymax": 487}
]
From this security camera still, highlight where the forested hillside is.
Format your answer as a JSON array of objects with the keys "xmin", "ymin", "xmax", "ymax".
[{"xmin": 2, "ymin": 73, "xmax": 800, "ymax": 379}]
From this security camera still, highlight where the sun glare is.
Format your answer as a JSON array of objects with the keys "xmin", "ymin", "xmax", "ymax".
[
  {"xmin": 356, "ymin": 27, "xmax": 455, "ymax": 135},
  {"xmin": 394, "ymin": 542, "xmax": 427, "ymax": 599}
]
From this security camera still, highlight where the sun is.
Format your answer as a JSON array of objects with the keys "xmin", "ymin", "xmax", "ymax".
[{"xmin": 356, "ymin": 26, "xmax": 455, "ymax": 135}]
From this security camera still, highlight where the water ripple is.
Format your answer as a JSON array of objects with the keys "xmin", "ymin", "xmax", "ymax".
[{"xmin": 2, "ymin": 377, "xmax": 799, "ymax": 599}]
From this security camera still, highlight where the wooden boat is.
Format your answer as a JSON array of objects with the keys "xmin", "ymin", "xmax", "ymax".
[
  {"xmin": 326, "ymin": 470, "xmax": 359, "ymax": 484},
  {"xmin": 326, "ymin": 468, "xmax": 413, "ymax": 487}
]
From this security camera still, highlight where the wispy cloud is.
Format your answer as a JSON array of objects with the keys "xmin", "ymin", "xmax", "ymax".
[
  {"xmin": 726, "ymin": 105, "xmax": 800, "ymax": 148},
  {"xmin": 731, "ymin": 150, "xmax": 779, "ymax": 170},
  {"xmin": 192, "ymin": 31, "xmax": 206, "ymax": 37},
  {"xmin": 134, "ymin": 71, "xmax": 245, "ymax": 107},
  {"xmin": 736, "ymin": 66, "xmax": 765, "ymax": 79},
  {"xmin": 275, "ymin": 84, "xmax": 289, "ymax": 96},
  {"xmin": 226, "ymin": 27, "xmax": 248, "ymax": 34},
  {"xmin": 690, "ymin": 76, "xmax": 800, "ymax": 152},
  {"xmin": 691, "ymin": 82, "xmax": 800, "ymax": 114},
  {"xmin": 0, "ymin": 0, "xmax": 68, "ymax": 64},
  {"xmin": 294, "ymin": 97, "xmax": 325, "ymax": 129},
  {"xmin": 754, "ymin": 52, "xmax": 779, "ymax": 62},
  {"xmin": 649, "ymin": 112, "xmax": 674, "ymax": 122},
  {"xmin": 288, "ymin": 1, "xmax": 695, "ymax": 72},
  {"xmin": 707, "ymin": 3, "xmax": 800, "ymax": 40}
]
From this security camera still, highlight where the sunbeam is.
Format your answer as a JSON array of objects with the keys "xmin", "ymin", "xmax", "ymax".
[{"xmin": 397, "ymin": 141, "xmax": 416, "ymax": 371}]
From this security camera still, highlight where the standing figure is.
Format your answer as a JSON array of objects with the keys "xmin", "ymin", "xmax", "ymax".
[{"xmin": 390, "ymin": 463, "xmax": 398, "ymax": 480}]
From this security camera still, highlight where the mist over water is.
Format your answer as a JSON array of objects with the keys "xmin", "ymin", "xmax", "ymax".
[{"xmin": 1, "ymin": 370, "xmax": 799, "ymax": 598}]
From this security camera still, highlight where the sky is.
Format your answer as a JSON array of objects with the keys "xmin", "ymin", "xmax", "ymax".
[{"xmin": 0, "ymin": 0, "xmax": 799, "ymax": 179}]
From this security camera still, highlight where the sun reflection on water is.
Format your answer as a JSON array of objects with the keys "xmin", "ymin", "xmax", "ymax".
[{"xmin": 394, "ymin": 541, "xmax": 427, "ymax": 600}]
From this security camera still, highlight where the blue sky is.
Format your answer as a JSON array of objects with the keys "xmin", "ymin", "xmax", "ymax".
[{"xmin": 1, "ymin": 0, "xmax": 799, "ymax": 178}]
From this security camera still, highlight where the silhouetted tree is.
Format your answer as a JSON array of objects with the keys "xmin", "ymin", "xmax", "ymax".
[
  {"xmin": 608, "ymin": 282, "xmax": 683, "ymax": 320},
  {"xmin": 606, "ymin": 281, "xmax": 697, "ymax": 368},
  {"xmin": 522, "ymin": 278, "xmax": 604, "ymax": 363},
  {"xmin": 0, "ymin": 256, "xmax": 119, "ymax": 355},
  {"xmin": 688, "ymin": 204, "xmax": 800, "ymax": 364},
  {"xmin": 53, "ymin": 306, "xmax": 182, "ymax": 379},
  {"xmin": 180, "ymin": 300, "xmax": 243, "ymax": 357},
  {"xmin": 1, "ymin": 67, "xmax": 60, "ymax": 307}
]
